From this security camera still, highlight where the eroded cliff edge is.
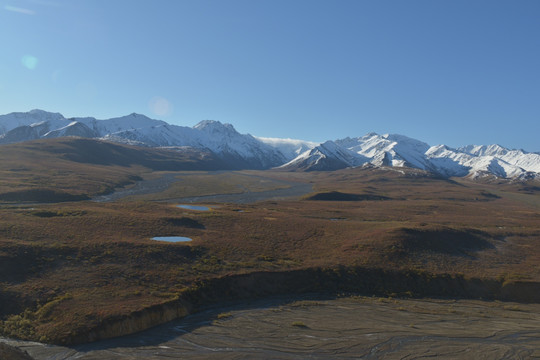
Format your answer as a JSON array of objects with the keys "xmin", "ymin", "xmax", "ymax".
[{"xmin": 59, "ymin": 266, "xmax": 540, "ymax": 345}]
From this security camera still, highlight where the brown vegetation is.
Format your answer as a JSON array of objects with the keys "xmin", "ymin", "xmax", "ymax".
[
  {"xmin": 0, "ymin": 142, "xmax": 538, "ymax": 344},
  {"xmin": 0, "ymin": 342, "xmax": 33, "ymax": 360},
  {"xmin": 303, "ymin": 190, "xmax": 390, "ymax": 201},
  {"xmin": 0, "ymin": 138, "xmax": 224, "ymax": 201}
]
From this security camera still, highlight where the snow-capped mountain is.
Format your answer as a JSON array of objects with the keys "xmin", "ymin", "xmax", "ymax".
[
  {"xmin": 190, "ymin": 120, "xmax": 286, "ymax": 168},
  {"xmin": 0, "ymin": 110, "xmax": 285, "ymax": 169},
  {"xmin": 425, "ymin": 144, "xmax": 540, "ymax": 179},
  {"xmin": 336, "ymin": 133, "xmax": 431, "ymax": 169},
  {"xmin": 283, "ymin": 133, "xmax": 540, "ymax": 179},
  {"xmin": 0, "ymin": 110, "xmax": 539, "ymax": 179},
  {"xmin": 459, "ymin": 144, "xmax": 540, "ymax": 174},
  {"xmin": 279, "ymin": 140, "xmax": 368, "ymax": 171},
  {"xmin": 282, "ymin": 133, "xmax": 434, "ymax": 172},
  {"xmin": 0, "ymin": 109, "xmax": 68, "ymax": 134}
]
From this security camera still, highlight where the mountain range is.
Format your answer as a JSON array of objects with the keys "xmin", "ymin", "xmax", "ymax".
[{"xmin": 1, "ymin": 109, "xmax": 539, "ymax": 180}]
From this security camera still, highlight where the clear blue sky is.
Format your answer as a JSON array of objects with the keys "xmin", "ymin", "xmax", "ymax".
[{"xmin": 1, "ymin": 0, "xmax": 539, "ymax": 151}]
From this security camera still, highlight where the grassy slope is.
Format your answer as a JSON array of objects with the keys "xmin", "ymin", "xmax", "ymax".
[
  {"xmin": 0, "ymin": 143, "xmax": 539, "ymax": 343},
  {"xmin": 0, "ymin": 138, "xmax": 224, "ymax": 201}
]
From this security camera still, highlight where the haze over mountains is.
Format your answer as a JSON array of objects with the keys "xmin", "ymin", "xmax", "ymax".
[{"xmin": 1, "ymin": 109, "xmax": 539, "ymax": 180}]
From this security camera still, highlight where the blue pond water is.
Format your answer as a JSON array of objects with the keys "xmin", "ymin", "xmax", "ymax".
[
  {"xmin": 177, "ymin": 204, "xmax": 210, "ymax": 211},
  {"xmin": 151, "ymin": 236, "xmax": 192, "ymax": 242}
]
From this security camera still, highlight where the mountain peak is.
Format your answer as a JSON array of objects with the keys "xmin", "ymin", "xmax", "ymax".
[
  {"xmin": 459, "ymin": 144, "xmax": 510, "ymax": 157},
  {"xmin": 194, "ymin": 120, "xmax": 236, "ymax": 132},
  {"xmin": 319, "ymin": 140, "xmax": 340, "ymax": 151},
  {"xmin": 128, "ymin": 113, "xmax": 147, "ymax": 118},
  {"xmin": 29, "ymin": 109, "xmax": 55, "ymax": 114},
  {"xmin": 383, "ymin": 133, "xmax": 429, "ymax": 146},
  {"xmin": 0, "ymin": 110, "xmax": 539, "ymax": 178},
  {"xmin": 27, "ymin": 109, "xmax": 65, "ymax": 119}
]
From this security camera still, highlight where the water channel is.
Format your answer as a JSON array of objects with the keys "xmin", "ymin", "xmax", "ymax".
[
  {"xmin": 92, "ymin": 172, "xmax": 313, "ymax": 204},
  {"xmin": 151, "ymin": 236, "xmax": 192, "ymax": 243},
  {"xmin": 177, "ymin": 205, "xmax": 210, "ymax": 211},
  {"xmin": 5, "ymin": 295, "xmax": 540, "ymax": 359}
]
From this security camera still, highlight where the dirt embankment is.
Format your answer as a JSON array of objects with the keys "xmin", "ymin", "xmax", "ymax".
[
  {"xmin": 61, "ymin": 266, "xmax": 540, "ymax": 345},
  {"xmin": 0, "ymin": 342, "xmax": 34, "ymax": 360},
  {"xmin": 67, "ymin": 299, "xmax": 193, "ymax": 345}
]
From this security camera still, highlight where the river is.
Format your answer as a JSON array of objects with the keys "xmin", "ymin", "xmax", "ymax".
[
  {"xmin": 92, "ymin": 171, "xmax": 313, "ymax": 204},
  {"xmin": 4, "ymin": 295, "xmax": 540, "ymax": 359}
]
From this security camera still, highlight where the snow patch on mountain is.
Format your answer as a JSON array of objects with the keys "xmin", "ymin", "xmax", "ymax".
[
  {"xmin": 0, "ymin": 110, "xmax": 539, "ymax": 179},
  {"xmin": 43, "ymin": 121, "xmax": 99, "ymax": 139},
  {"xmin": 279, "ymin": 140, "xmax": 368, "ymax": 171},
  {"xmin": 0, "ymin": 109, "xmax": 68, "ymax": 135},
  {"xmin": 79, "ymin": 113, "xmax": 167, "ymax": 135},
  {"xmin": 459, "ymin": 144, "xmax": 540, "ymax": 173},
  {"xmin": 191, "ymin": 120, "xmax": 286, "ymax": 167},
  {"xmin": 335, "ymin": 133, "xmax": 430, "ymax": 169},
  {"xmin": 424, "ymin": 145, "xmax": 471, "ymax": 177}
]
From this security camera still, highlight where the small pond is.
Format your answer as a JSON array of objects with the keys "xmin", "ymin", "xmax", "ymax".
[
  {"xmin": 151, "ymin": 236, "xmax": 192, "ymax": 242},
  {"xmin": 177, "ymin": 204, "xmax": 210, "ymax": 211}
]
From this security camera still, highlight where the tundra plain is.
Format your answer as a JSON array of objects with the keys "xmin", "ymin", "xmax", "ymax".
[{"xmin": 0, "ymin": 138, "xmax": 539, "ymax": 351}]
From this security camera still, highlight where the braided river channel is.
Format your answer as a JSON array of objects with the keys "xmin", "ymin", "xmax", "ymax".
[{"xmin": 4, "ymin": 295, "xmax": 540, "ymax": 359}]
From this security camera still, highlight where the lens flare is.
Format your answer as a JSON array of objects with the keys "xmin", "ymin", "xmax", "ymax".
[
  {"xmin": 4, "ymin": 5, "xmax": 35, "ymax": 15},
  {"xmin": 149, "ymin": 96, "xmax": 173, "ymax": 116},
  {"xmin": 21, "ymin": 55, "xmax": 39, "ymax": 70}
]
